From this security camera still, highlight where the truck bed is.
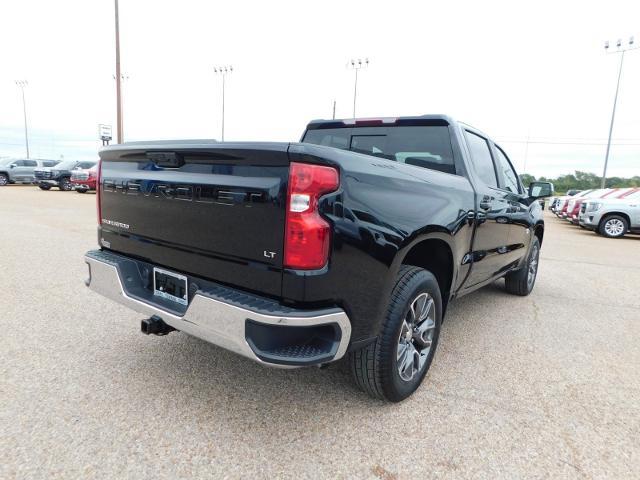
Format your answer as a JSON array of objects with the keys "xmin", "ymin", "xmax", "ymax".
[{"xmin": 98, "ymin": 141, "xmax": 291, "ymax": 298}]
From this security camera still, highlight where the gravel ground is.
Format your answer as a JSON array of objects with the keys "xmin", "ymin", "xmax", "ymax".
[{"xmin": 1, "ymin": 186, "xmax": 639, "ymax": 479}]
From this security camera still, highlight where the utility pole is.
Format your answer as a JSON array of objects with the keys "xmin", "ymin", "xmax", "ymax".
[
  {"xmin": 522, "ymin": 130, "xmax": 530, "ymax": 174},
  {"xmin": 114, "ymin": 0, "xmax": 123, "ymax": 143},
  {"xmin": 348, "ymin": 58, "xmax": 369, "ymax": 118},
  {"xmin": 332, "ymin": 100, "xmax": 336, "ymax": 120},
  {"xmin": 113, "ymin": 73, "xmax": 129, "ymax": 140},
  {"xmin": 15, "ymin": 80, "xmax": 29, "ymax": 159},
  {"xmin": 601, "ymin": 36, "xmax": 637, "ymax": 188},
  {"xmin": 214, "ymin": 66, "xmax": 233, "ymax": 141}
]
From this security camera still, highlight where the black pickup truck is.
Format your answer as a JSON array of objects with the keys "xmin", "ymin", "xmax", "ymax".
[
  {"xmin": 35, "ymin": 160, "xmax": 97, "ymax": 191},
  {"xmin": 85, "ymin": 115, "xmax": 553, "ymax": 401}
]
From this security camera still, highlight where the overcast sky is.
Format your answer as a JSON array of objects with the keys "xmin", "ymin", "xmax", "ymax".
[{"xmin": 1, "ymin": 0, "xmax": 639, "ymax": 178}]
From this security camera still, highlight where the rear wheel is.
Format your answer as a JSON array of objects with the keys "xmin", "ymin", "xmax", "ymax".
[
  {"xmin": 505, "ymin": 237, "xmax": 540, "ymax": 296},
  {"xmin": 0, "ymin": 174, "xmax": 8, "ymax": 186},
  {"xmin": 59, "ymin": 177, "xmax": 73, "ymax": 191},
  {"xmin": 599, "ymin": 215, "xmax": 628, "ymax": 238},
  {"xmin": 38, "ymin": 184, "xmax": 51, "ymax": 190},
  {"xmin": 349, "ymin": 266, "xmax": 442, "ymax": 402},
  {"xmin": 76, "ymin": 187, "xmax": 87, "ymax": 194}
]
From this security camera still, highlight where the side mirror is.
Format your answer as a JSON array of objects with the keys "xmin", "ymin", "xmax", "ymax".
[
  {"xmin": 9, "ymin": 163, "xmax": 17, "ymax": 168},
  {"xmin": 528, "ymin": 181, "xmax": 554, "ymax": 199}
]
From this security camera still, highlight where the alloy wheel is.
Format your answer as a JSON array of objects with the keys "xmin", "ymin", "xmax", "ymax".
[
  {"xmin": 527, "ymin": 244, "xmax": 539, "ymax": 288},
  {"xmin": 604, "ymin": 218, "xmax": 625, "ymax": 237},
  {"xmin": 396, "ymin": 292, "xmax": 436, "ymax": 382}
]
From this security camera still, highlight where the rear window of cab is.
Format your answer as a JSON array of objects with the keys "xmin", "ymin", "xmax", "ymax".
[{"xmin": 303, "ymin": 125, "xmax": 456, "ymax": 175}]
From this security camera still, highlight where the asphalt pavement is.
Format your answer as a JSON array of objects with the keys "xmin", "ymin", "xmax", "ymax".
[{"xmin": 1, "ymin": 186, "xmax": 639, "ymax": 479}]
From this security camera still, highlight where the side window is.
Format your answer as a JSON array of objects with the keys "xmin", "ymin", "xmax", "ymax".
[
  {"xmin": 493, "ymin": 145, "xmax": 520, "ymax": 193},
  {"xmin": 14, "ymin": 160, "xmax": 26, "ymax": 166},
  {"xmin": 464, "ymin": 131, "xmax": 498, "ymax": 187},
  {"xmin": 24, "ymin": 160, "xmax": 37, "ymax": 167},
  {"xmin": 79, "ymin": 162, "xmax": 96, "ymax": 169},
  {"xmin": 43, "ymin": 161, "xmax": 57, "ymax": 167}
]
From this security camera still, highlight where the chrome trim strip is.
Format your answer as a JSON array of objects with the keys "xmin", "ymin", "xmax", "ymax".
[{"xmin": 84, "ymin": 255, "xmax": 351, "ymax": 368}]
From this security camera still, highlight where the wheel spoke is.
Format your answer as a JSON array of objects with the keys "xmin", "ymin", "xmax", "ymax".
[
  {"xmin": 407, "ymin": 302, "xmax": 416, "ymax": 325},
  {"xmin": 397, "ymin": 341, "xmax": 409, "ymax": 361},
  {"xmin": 422, "ymin": 298, "xmax": 434, "ymax": 321},
  {"xmin": 399, "ymin": 343, "xmax": 416, "ymax": 379},
  {"xmin": 414, "ymin": 294, "xmax": 428, "ymax": 322},
  {"xmin": 415, "ymin": 318, "xmax": 435, "ymax": 345},
  {"xmin": 401, "ymin": 320, "xmax": 411, "ymax": 338}
]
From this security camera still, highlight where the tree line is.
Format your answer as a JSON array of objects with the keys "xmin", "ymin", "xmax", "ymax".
[{"xmin": 519, "ymin": 171, "xmax": 640, "ymax": 192}]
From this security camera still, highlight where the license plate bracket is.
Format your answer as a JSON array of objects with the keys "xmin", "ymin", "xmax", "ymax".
[{"xmin": 153, "ymin": 267, "xmax": 188, "ymax": 306}]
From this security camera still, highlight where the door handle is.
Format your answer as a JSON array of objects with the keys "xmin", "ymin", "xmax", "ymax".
[{"xmin": 479, "ymin": 196, "xmax": 492, "ymax": 211}]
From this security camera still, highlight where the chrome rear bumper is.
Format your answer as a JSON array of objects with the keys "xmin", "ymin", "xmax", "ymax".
[{"xmin": 84, "ymin": 250, "xmax": 351, "ymax": 368}]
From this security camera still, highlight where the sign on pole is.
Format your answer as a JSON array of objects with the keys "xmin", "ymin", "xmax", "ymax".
[{"xmin": 99, "ymin": 124, "xmax": 113, "ymax": 145}]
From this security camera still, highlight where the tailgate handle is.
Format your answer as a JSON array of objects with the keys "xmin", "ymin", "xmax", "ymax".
[{"xmin": 147, "ymin": 152, "xmax": 184, "ymax": 168}]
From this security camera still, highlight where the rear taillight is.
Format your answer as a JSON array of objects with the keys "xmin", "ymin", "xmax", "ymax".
[
  {"xmin": 96, "ymin": 159, "xmax": 102, "ymax": 225},
  {"xmin": 284, "ymin": 162, "xmax": 339, "ymax": 270}
]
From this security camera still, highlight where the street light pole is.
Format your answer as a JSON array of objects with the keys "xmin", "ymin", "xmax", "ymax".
[
  {"xmin": 15, "ymin": 80, "xmax": 29, "ymax": 159},
  {"xmin": 113, "ymin": 74, "xmax": 129, "ymax": 141},
  {"xmin": 601, "ymin": 37, "xmax": 637, "ymax": 188},
  {"xmin": 214, "ymin": 66, "xmax": 233, "ymax": 141},
  {"xmin": 348, "ymin": 58, "xmax": 369, "ymax": 118},
  {"xmin": 114, "ymin": 0, "xmax": 123, "ymax": 144}
]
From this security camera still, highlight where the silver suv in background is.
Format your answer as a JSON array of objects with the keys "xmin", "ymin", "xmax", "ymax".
[
  {"xmin": 580, "ymin": 189, "xmax": 640, "ymax": 238},
  {"xmin": 0, "ymin": 158, "xmax": 59, "ymax": 186}
]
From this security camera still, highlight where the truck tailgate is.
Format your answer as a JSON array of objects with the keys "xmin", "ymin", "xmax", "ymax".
[{"xmin": 98, "ymin": 142, "xmax": 290, "ymax": 297}]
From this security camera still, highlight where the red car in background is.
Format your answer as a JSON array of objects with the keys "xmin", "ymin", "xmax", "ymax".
[
  {"xmin": 557, "ymin": 190, "xmax": 594, "ymax": 218},
  {"xmin": 70, "ymin": 164, "xmax": 98, "ymax": 193},
  {"xmin": 568, "ymin": 188, "xmax": 640, "ymax": 224}
]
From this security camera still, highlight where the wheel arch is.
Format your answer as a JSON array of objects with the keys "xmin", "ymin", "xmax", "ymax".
[
  {"xmin": 534, "ymin": 222, "xmax": 544, "ymax": 246},
  {"xmin": 599, "ymin": 211, "xmax": 631, "ymax": 231},
  {"xmin": 395, "ymin": 234, "xmax": 455, "ymax": 314}
]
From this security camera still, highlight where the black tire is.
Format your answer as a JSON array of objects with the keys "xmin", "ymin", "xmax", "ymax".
[
  {"xmin": 38, "ymin": 184, "xmax": 51, "ymax": 190},
  {"xmin": 599, "ymin": 215, "xmax": 628, "ymax": 238},
  {"xmin": 349, "ymin": 266, "xmax": 442, "ymax": 402},
  {"xmin": 59, "ymin": 177, "xmax": 73, "ymax": 191},
  {"xmin": 76, "ymin": 188, "xmax": 87, "ymax": 194},
  {"xmin": 0, "ymin": 174, "xmax": 8, "ymax": 186},
  {"xmin": 505, "ymin": 237, "xmax": 540, "ymax": 296}
]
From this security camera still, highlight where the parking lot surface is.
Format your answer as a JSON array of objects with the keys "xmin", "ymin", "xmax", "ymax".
[{"xmin": 1, "ymin": 186, "xmax": 639, "ymax": 479}]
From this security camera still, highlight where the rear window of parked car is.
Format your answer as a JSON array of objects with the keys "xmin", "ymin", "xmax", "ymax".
[{"xmin": 303, "ymin": 126, "xmax": 456, "ymax": 175}]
